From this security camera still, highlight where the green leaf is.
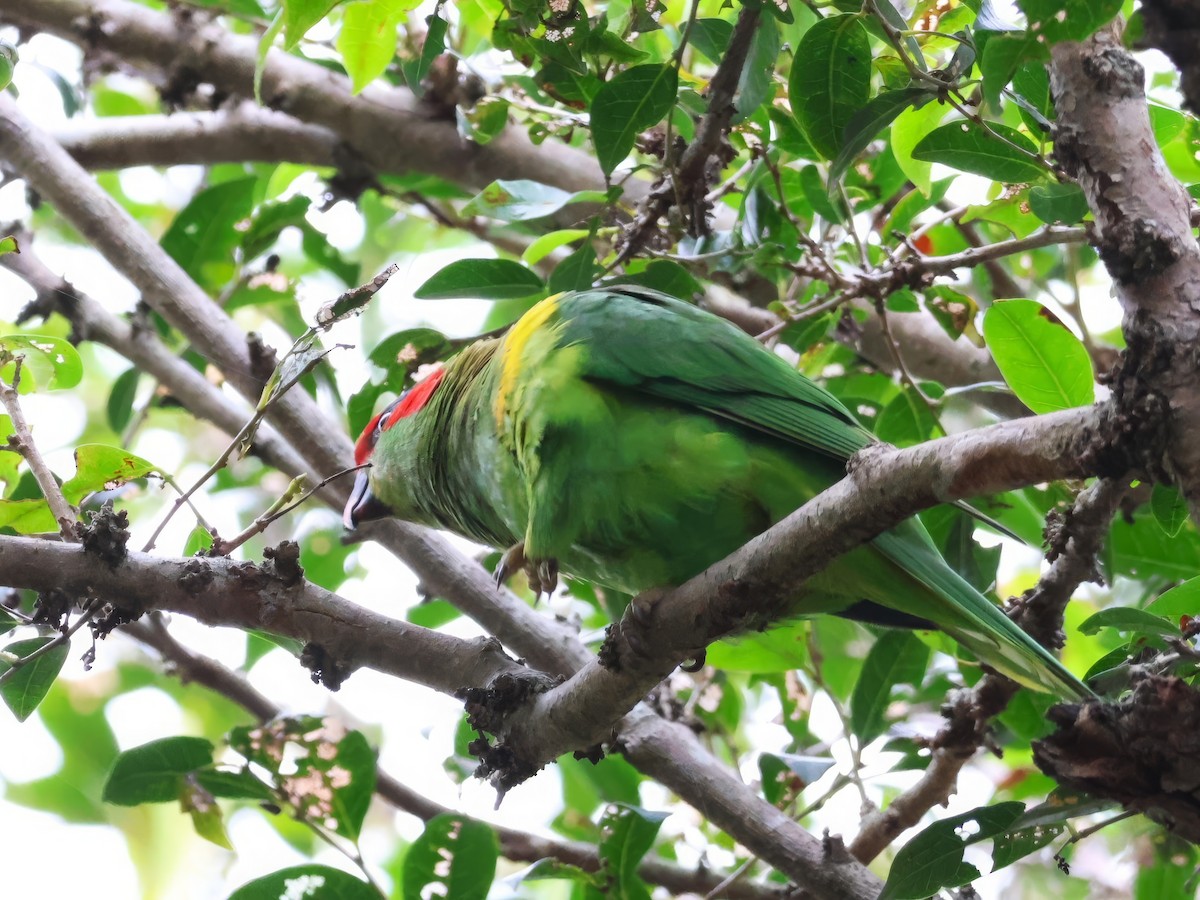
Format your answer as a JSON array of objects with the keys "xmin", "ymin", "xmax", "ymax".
[
  {"xmin": 0, "ymin": 498, "xmax": 57, "ymax": 534},
  {"xmin": 228, "ymin": 864, "xmax": 378, "ymax": 899},
  {"xmin": 736, "ymin": 14, "xmax": 780, "ymax": 118},
  {"xmin": 1028, "ymin": 183, "xmax": 1089, "ymax": 225},
  {"xmin": 456, "ymin": 97, "xmax": 510, "ymax": 146},
  {"xmin": 0, "ymin": 41, "xmax": 17, "ymax": 91},
  {"xmin": 548, "ymin": 244, "xmax": 599, "ymax": 293},
  {"xmin": 849, "ymin": 632, "xmax": 930, "ymax": 743},
  {"xmin": 414, "ymin": 259, "xmax": 544, "ymax": 300},
  {"xmin": 1109, "ymin": 510, "xmax": 1200, "ymax": 581},
  {"xmin": 879, "ymin": 802, "xmax": 1025, "ymax": 899},
  {"xmin": 689, "ymin": 18, "xmax": 734, "ymax": 64},
  {"xmin": 890, "ymin": 101, "xmax": 950, "ymax": 196},
  {"xmin": 799, "ymin": 164, "xmax": 845, "ymax": 223},
  {"xmin": 523, "ymin": 229, "xmax": 590, "ymax": 265},
  {"xmin": 874, "ymin": 387, "xmax": 938, "ymax": 448},
  {"xmin": 597, "ymin": 804, "xmax": 668, "ymax": 900},
  {"xmin": 282, "ymin": 0, "xmax": 339, "ymax": 48},
  {"xmin": 338, "ymin": 0, "xmax": 417, "ymax": 93},
  {"xmin": 180, "ymin": 779, "xmax": 234, "ymax": 849},
  {"xmin": 1017, "ymin": 0, "xmax": 1123, "ymax": 45},
  {"xmin": 327, "ymin": 729, "xmax": 377, "ymax": 840},
  {"xmin": 400, "ymin": 14, "xmax": 447, "ymax": 96},
  {"xmin": 707, "ymin": 622, "xmax": 809, "ymax": 672},
  {"xmin": 194, "ymin": 767, "xmax": 273, "ymax": 800},
  {"xmin": 184, "ymin": 524, "xmax": 215, "ymax": 556},
  {"xmin": 980, "ymin": 34, "xmax": 1043, "ymax": 110},
  {"xmin": 106, "ymin": 368, "xmax": 141, "ymax": 434},
  {"xmin": 590, "ymin": 64, "xmax": 679, "ymax": 175},
  {"xmin": 462, "ymin": 180, "xmax": 607, "ymax": 223},
  {"xmin": 0, "ymin": 637, "xmax": 69, "ymax": 722},
  {"xmin": 1147, "ymin": 576, "xmax": 1200, "ymax": 619},
  {"xmin": 241, "ymin": 195, "xmax": 311, "ymax": 261},
  {"xmin": 914, "ymin": 121, "xmax": 1047, "ymax": 183},
  {"xmin": 0, "ymin": 607, "xmax": 17, "ymax": 637},
  {"xmin": 830, "ymin": 87, "xmax": 933, "ymax": 183},
  {"xmin": 403, "ymin": 814, "xmax": 498, "ymax": 900},
  {"xmin": 0, "ymin": 234, "xmax": 17, "ymax": 255},
  {"xmin": 0, "ymin": 334, "xmax": 84, "ymax": 392},
  {"xmin": 1151, "ymin": 483, "xmax": 1189, "ymax": 538},
  {"xmin": 789, "ymin": 15, "xmax": 871, "ymax": 160},
  {"xmin": 102, "ymin": 736, "xmax": 215, "ymax": 805},
  {"xmin": 1150, "ymin": 104, "xmax": 1186, "ymax": 148},
  {"xmin": 160, "ymin": 176, "xmax": 258, "ymax": 293},
  {"xmin": 60, "ymin": 444, "xmax": 160, "ymax": 505},
  {"xmin": 990, "ymin": 819, "xmax": 1065, "ymax": 870},
  {"xmin": 758, "ymin": 753, "xmax": 835, "ymax": 804},
  {"xmin": 983, "ymin": 299, "xmax": 1095, "ymax": 413},
  {"xmin": 1077, "ymin": 607, "xmax": 1178, "ymax": 638},
  {"xmin": 407, "ymin": 598, "xmax": 461, "ymax": 629}
]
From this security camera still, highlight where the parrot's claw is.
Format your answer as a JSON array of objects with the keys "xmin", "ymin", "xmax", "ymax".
[
  {"xmin": 528, "ymin": 558, "xmax": 559, "ymax": 597},
  {"xmin": 495, "ymin": 543, "xmax": 527, "ymax": 589},
  {"xmin": 494, "ymin": 543, "xmax": 559, "ymax": 598}
]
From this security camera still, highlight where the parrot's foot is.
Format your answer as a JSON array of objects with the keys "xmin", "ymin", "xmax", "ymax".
[{"xmin": 494, "ymin": 543, "xmax": 559, "ymax": 598}]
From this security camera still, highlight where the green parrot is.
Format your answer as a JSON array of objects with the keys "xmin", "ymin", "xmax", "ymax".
[{"xmin": 345, "ymin": 286, "xmax": 1090, "ymax": 699}]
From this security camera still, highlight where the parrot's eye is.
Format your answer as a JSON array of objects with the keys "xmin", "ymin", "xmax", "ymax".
[{"xmin": 351, "ymin": 367, "xmax": 447, "ymax": 466}]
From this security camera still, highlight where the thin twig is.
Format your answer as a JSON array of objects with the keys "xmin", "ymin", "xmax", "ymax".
[{"xmin": 0, "ymin": 359, "xmax": 76, "ymax": 540}]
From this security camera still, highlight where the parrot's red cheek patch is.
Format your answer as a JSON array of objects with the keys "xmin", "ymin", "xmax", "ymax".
[{"xmin": 353, "ymin": 367, "xmax": 446, "ymax": 466}]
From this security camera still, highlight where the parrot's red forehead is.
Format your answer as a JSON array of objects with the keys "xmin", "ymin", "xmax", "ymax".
[{"xmin": 353, "ymin": 367, "xmax": 446, "ymax": 465}]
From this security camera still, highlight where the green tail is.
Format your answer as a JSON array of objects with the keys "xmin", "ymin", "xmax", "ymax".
[{"xmin": 873, "ymin": 529, "xmax": 1093, "ymax": 699}]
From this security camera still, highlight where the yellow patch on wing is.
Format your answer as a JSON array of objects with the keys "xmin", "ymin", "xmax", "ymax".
[{"xmin": 494, "ymin": 294, "xmax": 562, "ymax": 425}]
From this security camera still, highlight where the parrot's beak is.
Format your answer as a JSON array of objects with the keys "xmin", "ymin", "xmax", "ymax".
[{"xmin": 344, "ymin": 467, "xmax": 390, "ymax": 530}]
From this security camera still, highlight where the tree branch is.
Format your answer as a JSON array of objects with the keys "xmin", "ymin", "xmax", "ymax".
[
  {"xmin": 0, "ymin": 532, "xmax": 534, "ymax": 696},
  {"xmin": 0, "ymin": 361, "xmax": 77, "ymax": 539},
  {"xmin": 1049, "ymin": 25, "xmax": 1200, "ymax": 517},
  {"xmin": 51, "ymin": 104, "xmax": 341, "ymax": 171}
]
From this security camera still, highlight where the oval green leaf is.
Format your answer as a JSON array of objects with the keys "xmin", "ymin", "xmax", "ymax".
[
  {"xmin": 829, "ymin": 87, "xmax": 933, "ymax": 184},
  {"xmin": 102, "ymin": 736, "xmax": 214, "ymax": 805},
  {"xmin": 983, "ymin": 299, "xmax": 1094, "ymax": 413},
  {"xmin": 0, "ymin": 334, "xmax": 83, "ymax": 391},
  {"xmin": 0, "ymin": 637, "xmax": 69, "ymax": 722},
  {"xmin": 590, "ymin": 64, "xmax": 679, "ymax": 175},
  {"xmin": 61, "ymin": 444, "xmax": 160, "ymax": 505},
  {"xmin": 789, "ymin": 15, "xmax": 871, "ymax": 161},
  {"xmin": 413, "ymin": 259, "xmax": 545, "ymax": 300},
  {"xmin": 849, "ymin": 631, "xmax": 930, "ymax": 743},
  {"xmin": 403, "ymin": 814, "xmax": 498, "ymax": 900},
  {"xmin": 913, "ymin": 121, "xmax": 1046, "ymax": 184}
]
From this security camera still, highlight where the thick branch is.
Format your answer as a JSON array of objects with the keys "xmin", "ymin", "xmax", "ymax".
[
  {"xmin": 0, "ymin": 533, "xmax": 530, "ymax": 695},
  {"xmin": 52, "ymin": 104, "xmax": 340, "ymax": 171},
  {"xmin": 1049, "ymin": 27, "xmax": 1200, "ymax": 515},
  {"xmin": 475, "ymin": 405, "xmax": 1108, "ymax": 788}
]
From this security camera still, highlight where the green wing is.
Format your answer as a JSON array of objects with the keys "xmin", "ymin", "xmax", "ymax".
[
  {"xmin": 557, "ymin": 286, "xmax": 1092, "ymax": 699},
  {"xmin": 559, "ymin": 286, "xmax": 872, "ymax": 460}
]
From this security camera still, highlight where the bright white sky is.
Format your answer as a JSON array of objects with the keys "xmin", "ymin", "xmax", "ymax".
[{"xmin": 0, "ymin": 14, "xmax": 1156, "ymax": 900}]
